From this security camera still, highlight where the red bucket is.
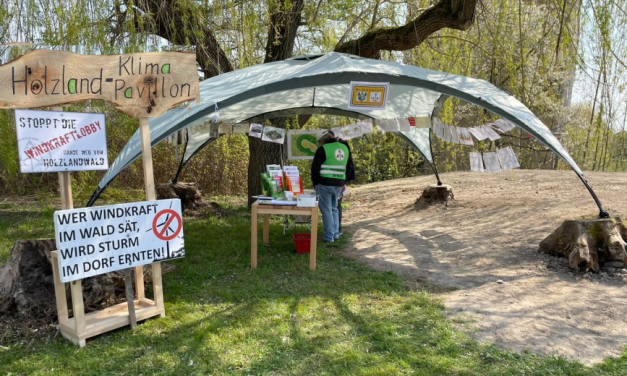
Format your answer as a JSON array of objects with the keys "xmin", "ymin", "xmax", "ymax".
[{"xmin": 293, "ymin": 233, "xmax": 311, "ymax": 254}]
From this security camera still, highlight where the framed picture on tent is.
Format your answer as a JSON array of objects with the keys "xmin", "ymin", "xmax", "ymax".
[
  {"xmin": 348, "ymin": 81, "xmax": 389, "ymax": 110},
  {"xmin": 287, "ymin": 130, "xmax": 321, "ymax": 160}
]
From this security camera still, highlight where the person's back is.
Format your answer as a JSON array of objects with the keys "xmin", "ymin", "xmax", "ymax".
[{"xmin": 311, "ymin": 131, "xmax": 349, "ymax": 243}]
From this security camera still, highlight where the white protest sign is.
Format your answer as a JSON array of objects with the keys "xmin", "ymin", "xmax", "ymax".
[
  {"xmin": 54, "ymin": 199, "xmax": 185, "ymax": 283},
  {"xmin": 15, "ymin": 109, "xmax": 108, "ymax": 173}
]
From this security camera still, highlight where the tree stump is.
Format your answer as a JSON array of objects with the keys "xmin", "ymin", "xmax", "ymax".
[
  {"xmin": 156, "ymin": 182, "xmax": 203, "ymax": 211},
  {"xmin": 539, "ymin": 216, "xmax": 627, "ymax": 272},
  {"xmin": 0, "ymin": 239, "xmax": 176, "ymax": 319},
  {"xmin": 414, "ymin": 184, "xmax": 454, "ymax": 207}
]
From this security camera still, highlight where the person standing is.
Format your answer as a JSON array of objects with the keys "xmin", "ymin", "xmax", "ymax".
[
  {"xmin": 311, "ymin": 130, "xmax": 351, "ymax": 243},
  {"xmin": 337, "ymin": 138, "xmax": 355, "ymax": 236}
]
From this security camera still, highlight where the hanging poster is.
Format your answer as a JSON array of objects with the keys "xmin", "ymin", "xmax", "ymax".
[
  {"xmin": 481, "ymin": 125, "xmax": 501, "ymax": 141},
  {"xmin": 348, "ymin": 81, "xmax": 389, "ymax": 110},
  {"xmin": 15, "ymin": 109, "xmax": 108, "ymax": 173},
  {"xmin": 450, "ymin": 126, "xmax": 460, "ymax": 144},
  {"xmin": 432, "ymin": 118, "xmax": 445, "ymax": 139},
  {"xmin": 497, "ymin": 146, "xmax": 520, "ymax": 170},
  {"xmin": 468, "ymin": 126, "xmax": 489, "ymax": 141},
  {"xmin": 397, "ymin": 118, "xmax": 411, "ymax": 132},
  {"xmin": 359, "ymin": 120, "xmax": 374, "ymax": 135},
  {"xmin": 249, "ymin": 123, "xmax": 263, "ymax": 138},
  {"xmin": 332, "ymin": 122, "xmax": 363, "ymax": 140},
  {"xmin": 54, "ymin": 199, "xmax": 185, "ymax": 283},
  {"xmin": 261, "ymin": 126, "xmax": 286, "ymax": 144},
  {"xmin": 469, "ymin": 152, "xmax": 484, "ymax": 172},
  {"xmin": 376, "ymin": 118, "xmax": 398, "ymax": 132},
  {"xmin": 458, "ymin": 128, "xmax": 474, "ymax": 146},
  {"xmin": 287, "ymin": 130, "xmax": 320, "ymax": 160},
  {"xmin": 492, "ymin": 119, "xmax": 516, "ymax": 133},
  {"xmin": 483, "ymin": 152, "xmax": 501, "ymax": 173}
]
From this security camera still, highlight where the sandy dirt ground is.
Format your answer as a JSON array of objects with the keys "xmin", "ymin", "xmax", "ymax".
[{"xmin": 340, "ymin": 169, "xmax": 627, "ymax": 366}]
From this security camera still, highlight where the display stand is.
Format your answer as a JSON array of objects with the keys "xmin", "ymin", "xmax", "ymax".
[
  {"xmin": 251, "ymin": 201, "xmax": 319, "ymax": 270},
  {"xmin": 51, "ymin": 116, "xmax": 165, "ymax": 347}
]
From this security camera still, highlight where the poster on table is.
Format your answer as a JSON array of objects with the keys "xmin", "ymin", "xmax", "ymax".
[
  {"xmin": 287, "ymin": 130, "xmax": 320, "ymax": 160},
  {"xmin": 54, "ymin": 199, "xmax": 185, "ymax": 283},
  {"xmin": 261, "ymin": 125, "xmax": 285, "ymax": 144},
  {"xmin": 348, "ymin": 81, "xmax": 389, "ymax": 111},
  {"xmin": 15, "ymin": 109, "xmax": 108, "ymax": 173}
]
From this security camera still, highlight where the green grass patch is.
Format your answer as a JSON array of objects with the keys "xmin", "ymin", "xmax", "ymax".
[{"xmin": 1, "ymin": 197, "xmax": 626, "ymax": 375}]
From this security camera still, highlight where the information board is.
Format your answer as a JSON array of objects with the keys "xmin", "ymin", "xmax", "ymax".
[
  {"xmin": 54, "ymin": 199, "xmax": 185, "ymax": 282},
  {"xmin": 287, "ymin": 130, "xmax": 320, "ymax": 160},
  {"xmin": 15, "ymin": 109, "xmax": 108, "ymax": 173}
]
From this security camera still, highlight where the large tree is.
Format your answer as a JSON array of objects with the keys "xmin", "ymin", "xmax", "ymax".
[{"xmin": 129, "ymin": 0, "xmax": 479, "ymax": 204}]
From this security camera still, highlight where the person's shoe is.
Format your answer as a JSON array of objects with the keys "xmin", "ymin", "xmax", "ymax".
[{"xmin": 323, "ymin": 239, "xmax": 334, "ymax": 243}]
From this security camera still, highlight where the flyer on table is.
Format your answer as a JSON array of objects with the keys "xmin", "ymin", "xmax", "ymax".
[
  {"xmin": 15, "ymin": 109, "xmax": 108, "ymax": 173},
  {"xmin": 54, "ymin": 199, "xmax": 185, "ymax": 283}
]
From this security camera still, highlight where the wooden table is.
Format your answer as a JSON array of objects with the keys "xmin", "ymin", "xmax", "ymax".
[{"xmin": 251, "ymin": 201, "xmax": 319, "ymax": 270}]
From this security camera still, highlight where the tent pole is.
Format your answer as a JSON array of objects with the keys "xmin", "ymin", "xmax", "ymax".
[
  {"xmin": 429, "ymin": 128, "xmax": 442, "ymax": 186},
  {"xmin": 575, "ymin": 174, "xmax": 610, "ymax": 218},
  {"xmin": 173, "ymin": 132, "xmax": 190, "ymax": 183}
]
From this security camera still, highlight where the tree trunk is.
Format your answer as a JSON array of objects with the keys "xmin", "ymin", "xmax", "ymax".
[
  {"xmin": 0, "ymin": 239, "xmax": 175, "ymax": 320},
  {"xmin": 539, "ymin": 217, "xmax": 627, "ymax": 272}
]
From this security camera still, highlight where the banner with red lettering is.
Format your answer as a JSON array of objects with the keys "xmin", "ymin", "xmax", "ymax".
[{"xmin": 15, "ymin": 109, "xmax": 108, "ymax": 173}]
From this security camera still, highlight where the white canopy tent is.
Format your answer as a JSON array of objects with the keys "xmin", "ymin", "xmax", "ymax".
[{"xmin": 87, "ymin": 52, "xmax": 608, "ymax": 217}]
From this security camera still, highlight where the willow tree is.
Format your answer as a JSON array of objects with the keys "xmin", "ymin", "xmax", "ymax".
[{"xmin": 1, "ymin": 0, "xmax": 479, "ymax": 200}]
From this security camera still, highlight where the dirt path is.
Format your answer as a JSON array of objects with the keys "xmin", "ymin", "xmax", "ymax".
[{"xmin": 340, "ymin": 169, "xmax": 627, "ymax": 366}]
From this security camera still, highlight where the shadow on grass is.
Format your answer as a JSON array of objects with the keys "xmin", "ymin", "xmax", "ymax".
[{"xmin": 2, "ymin": 211, "xmax": 626, "ymax": 375}]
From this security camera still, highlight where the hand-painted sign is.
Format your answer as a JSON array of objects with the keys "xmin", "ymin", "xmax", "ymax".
[
  {"xmin": 54, "ymin": 199, "xmax": 185, "ymax": 282},
  {"xmin": 0, "ymin": 49, "xmax": 200, "ymax": 118},
  {"xmin": 348, "ymin": 81, "xmax": 389, "ymax": 111},
  {"xmin": 15, "ymin": 109, "xmax": 108, "ymax": 173}
]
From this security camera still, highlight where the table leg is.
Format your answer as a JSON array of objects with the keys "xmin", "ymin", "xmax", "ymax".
[
  {"xmin": 263, "ymin": 214, "xmax": 270, "ymax": 245},
  {"xmin": 251, "ymin": 204, "xmax": 258, "ymax": 269},
  {"xmin": 310, "ymin": 206, "xmax": 318, "ymax": 270}
]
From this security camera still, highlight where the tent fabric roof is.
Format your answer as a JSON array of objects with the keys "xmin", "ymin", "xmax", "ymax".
[{"xmin": 89, "ymin": 52, "xmax": 583, "ymax": 205}]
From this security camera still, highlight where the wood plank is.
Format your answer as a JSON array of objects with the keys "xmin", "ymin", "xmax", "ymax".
[
  {"xmin": 139, "ymin": 117, "xmax": 156, "ymax": 201},
  {"xmin": 134, "ymin": 265, "xmax": 145, "ymax": 300},
  {"xmin": 60, "ymin": 301, "xmax": 164, "ymax": 341},
  {"xmin": 0, "ymin": 50, "xmax": 199, "ymax": 118},
  {"xmin": 263, "ymin": 214, "xmax": 270, "ymax": 245},
  {"xmin": 310, "ymin": 204, "xmax": 318, "ymax": 270},
  {"xmin": 152, "ymin": 262, "xmax": 165, "ymax": 317},
  {"xmin": 251, "ymin": 203, "xmax": 258, "ymax": 269},
  {"xmin": 51, "ymin": 251, "xmax": 69, "ymax": 324},
  {"xmin": 70, "ymin": 280, "xmax": 85, "ymax": 335},
  {"xmin": 256, "ymin": 208, "xmax": 314, "ymax": 216},
  {"xmin": 124, "ymin": 269, "xmax": 137, "ymax": 330}
]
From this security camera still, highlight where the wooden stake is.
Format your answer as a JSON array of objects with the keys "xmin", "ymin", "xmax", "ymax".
[
  {"xmin": 139, "ymin": 117, "xmax": 164, "ymax": 314},
  {"xmin": 123, "ymin": 269, "xmax": 137, "ymax": 330}
]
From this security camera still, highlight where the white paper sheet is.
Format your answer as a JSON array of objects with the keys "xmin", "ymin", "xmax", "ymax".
[
  {"xmin": 397, "ymin": 118, "xmax": 411, "ymax": 132},
  {"xmin": 249, "ymin": 123, "xmax": 263, "ymax": 138},
  {"xmin": 469, "ymin": 152, "xmax": 484, "ymax": 172},
  {"xmin": 497, "ymin": 146, "xmax": 520, "ymax": 170},
  {"xmin": 433, "ymin": 118, "xmax": 445, "ymax": 139},
  {"xmin": 450, "ymin": 126, "xmax": 460, "ymax": 144},
  {"xmin": 376, "ymin": 118, "xmax": 398, "ymax": 132},
  {"xmin": 441, "ymin": 124, "xmax": 452, "ymax": 143},
  {"xmin": 481, "ymin": 125, "xmax": 501, "ymax": 141},
  {"xmin": 457, "ymin": 127, "xmax": 474, "ymax": 145},
  {"xmin": 467, "ymin": 126, "xmax": 489, "ymax": 141},
  {"xmin": 492, "ymin": 119, "xmax": 517, "ymax": 133},
  {"xmin": 261, "ymin": 126, "xmax": 285, "ymax": 144},
  {"xmin": 360, "ymin": 120, "xmax": 374, "ymax": 135},
  {"xmin": 483, "ymin": 152, "xmax": 501, "ymax": 173}
]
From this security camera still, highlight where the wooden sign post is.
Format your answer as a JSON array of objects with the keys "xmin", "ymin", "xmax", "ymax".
[{"xmin": 3, "ymin": 49, "xmax": 199, "ymax": 346}]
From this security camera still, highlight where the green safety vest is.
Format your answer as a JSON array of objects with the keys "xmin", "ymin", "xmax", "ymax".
[{"xmin": 321, "ymin": 142, "xmax": 349, "ymax": 180}]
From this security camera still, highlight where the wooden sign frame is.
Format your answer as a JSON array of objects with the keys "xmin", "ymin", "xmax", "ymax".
[{"xmin": 2, "ymin": 49, "xmax": 200, "ymax": 347}]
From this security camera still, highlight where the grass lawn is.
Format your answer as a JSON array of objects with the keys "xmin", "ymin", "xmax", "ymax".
[{"xmin": 1, "ymin": 193, "xmax": 626, "ymax": 375}]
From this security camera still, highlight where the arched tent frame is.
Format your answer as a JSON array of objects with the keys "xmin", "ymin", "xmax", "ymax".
[{"xmin": 88, "ymin": 53, "xmax": 608, "ymax": 218}]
